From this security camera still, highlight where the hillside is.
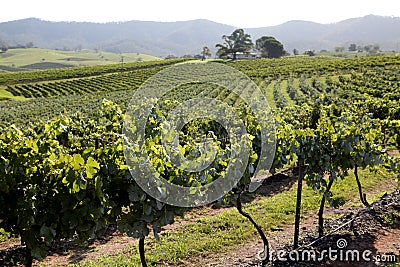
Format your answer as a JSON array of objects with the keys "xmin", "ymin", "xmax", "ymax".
[
  {"xmin": 246, "ymin": 15, "xmax": 400, "ymax": 53},
  {"xmin": 0, "ymin": 18, "xmax": 234, "ymax": 57},
  {"xmin": 0, "ymin": 48, "xmax": 160, "ymax": 71},
  {"xmin": 0, "ymin": 15, "xmax": 399, "ymax": 56}
]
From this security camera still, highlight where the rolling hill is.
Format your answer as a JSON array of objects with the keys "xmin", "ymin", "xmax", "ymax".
[
  {"xmin": 0, "ymin": 48, "xmax": 160, "ymax": 71},
  {"xmin": 0, "ymin": 15, "xmax": 399, "ymax": 57}
]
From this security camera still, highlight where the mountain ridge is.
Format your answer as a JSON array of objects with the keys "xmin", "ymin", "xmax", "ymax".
[{"xmin": 0, "ymin": 15, "xmax": 399, "ymax": 56}]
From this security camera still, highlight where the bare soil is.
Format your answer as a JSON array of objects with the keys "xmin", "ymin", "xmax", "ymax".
[
  {"xmin": 0, "ymin": 170, "xmax": 398, "ymax": 267},
  {"xmin": 172, "ymin": 190, "xmax": 400, "ymax": 267}
]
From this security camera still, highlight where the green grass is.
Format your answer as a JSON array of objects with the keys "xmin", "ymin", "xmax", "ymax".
[
  {"xmin": 72, "ymin": 168, "xmax": 397, "ymax": 267},
  {"xmin": 0, "ymin": 88, "xmax": 13, "ymax": 98},
  {"xmin": 265, "ymin": 80, "xmax": 276, "ymax": 109},
  {"xmin": 0, "ymin": 87, "xmax": 29, "ymax": 100},
  {"xmin": 0, "ymin": 48, "xmax": 161, "ymax": 70},
  {"xmin": 0, "ymin": 88, "xmax": 24, "ymax": 100}
]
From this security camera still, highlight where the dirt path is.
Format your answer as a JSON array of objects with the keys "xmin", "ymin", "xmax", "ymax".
[
  {"xmin": 161, "ymin": 191, "xmax": 400, "ymax": 267},
  {"xmin": 1, "ymin": 170, "xmax": 398, "ymax": 267}
]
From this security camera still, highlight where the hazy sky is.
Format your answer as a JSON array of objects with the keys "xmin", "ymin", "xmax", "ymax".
[{"xmin": 2, "ymin": 0, "xmax": 400, "ymax": 27}]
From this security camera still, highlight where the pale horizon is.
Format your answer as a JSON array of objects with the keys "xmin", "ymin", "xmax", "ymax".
[{"xmin": 1, "ymin": 0, "xmax": 400, "ymax": 28}]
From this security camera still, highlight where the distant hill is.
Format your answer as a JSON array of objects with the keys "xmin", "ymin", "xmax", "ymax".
[
  {"xmin": 246, "ymin": 15, "xmax": 400, "ymax": 53},
  {"xmin": 0, "ymin": 15, "xmax": 399, "ymax": 57},
  {"xmin": 0, "ymin": 48, "xmax": 161, "ymax": 71}
]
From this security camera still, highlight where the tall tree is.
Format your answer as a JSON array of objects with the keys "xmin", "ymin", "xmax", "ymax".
[
  {"xmin": 348, "ymin": 43, "xmax": 357, "ymax": 52},
  {"xmin": 256, "ymin": 36, "xmax": 284, "ymax": 58},
  {"xmin": 201, "ymin": 46, "xmax": 211, "ymax": 60},
  {"xmin": 364, "ymin": 44, "xmax": 380, "ymax": 54},
  {"xmin": 216, "ymin": 29, "xmax": 253, "ymax": 60},
  {"xmin": 26, "ymin": 42, "xmax": 34, "ymax": 48},
  {"xmin": 304, "ymin": 50, "xmax": 315, "ymax": 56}
]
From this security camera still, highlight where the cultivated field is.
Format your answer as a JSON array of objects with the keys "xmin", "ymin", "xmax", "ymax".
[
  {"xmin": 0, "ymin": 56, "xmax": 399, "ymax": 266},
  {"xmin": 0, "ymin": 48, "xmax": 161, "ymax": 71}
]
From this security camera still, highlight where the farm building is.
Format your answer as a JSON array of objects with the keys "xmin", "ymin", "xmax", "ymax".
[{"xmin": 231, "ymin": 51, "xmax": 258, "ymax": 60}]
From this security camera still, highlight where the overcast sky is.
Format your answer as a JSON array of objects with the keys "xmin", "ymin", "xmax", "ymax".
[{"xmin": 2, "ymin": 0, "xmax": 400, "ymax": 27}]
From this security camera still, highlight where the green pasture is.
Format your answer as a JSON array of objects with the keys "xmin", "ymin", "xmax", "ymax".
[{"xmin": 0, "ymin": 48, "xmax": 161, "ymax": 70}]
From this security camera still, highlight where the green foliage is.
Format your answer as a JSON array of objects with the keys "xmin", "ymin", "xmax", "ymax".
[
  {"xmin": 0, "ymin": 58, "xmax": 186, "ymax": 86},
  {"xmin": 348, "ymin": 44, "xmax": 357, "ymax": 52},
  {"xmin": 383, "ymin": 210, "xmax": 400, "ymax": 228},
  {"xmin": 0, "ymin": 228, "xmax": 10, "ymax": 242},
  {"xmin": 0, "ymin": 55, "xmax": 399, "ymax": 265},
  {"xmin": 0, "ymin": 116, "xmax": 108, "ymax": 259},
  {"xmin": 216, "ymin": 29, "xmax": 253, "ymax": 59},
  {"xmin": 0, "ymin": 96, "xmax": 258, "ymax": 261},
  {"xmin": 256, "ymin": 36, "xmax": 285, "ymax": 58},
  {"xmin": 201, "ymin": 46, "xmax": 212, "ymax": 60},
  {"xmin": 74, "ymin": 167, "xmax": 395, "ymax": 266},
  {"xmin": 4, "ymin": 66, "xmax": 165, "ymax": 98}
]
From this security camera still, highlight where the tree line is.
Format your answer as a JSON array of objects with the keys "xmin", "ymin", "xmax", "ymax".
[
  {"xmin": 197, "ymin": 29, "xmax": 386, "ymax": 60},
  {"xmin": 169, "ymin": 30, "xmax": 286, "ymax": 61},
  {"xmin": 215, "ymin": 29, "xmax": 286, "ymax": 60}
]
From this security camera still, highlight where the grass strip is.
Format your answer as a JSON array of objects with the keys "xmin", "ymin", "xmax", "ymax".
[{"xmin": 67, "ymin": 168, "xmax": 398, "ymax": 266}]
